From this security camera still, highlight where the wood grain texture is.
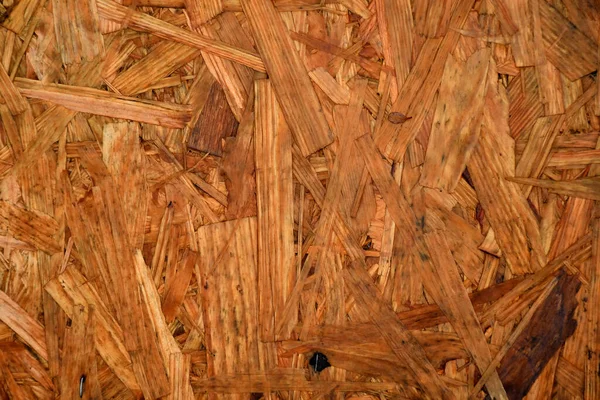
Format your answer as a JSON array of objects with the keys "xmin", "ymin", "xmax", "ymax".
[
  {"xmin": 376, "ymin": 0, "xmax": 473, "ymax": 161},
  {"xmin": 241, "ymin": 0, "xmax": 333, "ymax": 156},
  {"xmin": 420, "ymin": 49, "xmax": 490, "ymax": 191},
  {"xmin": 45, "ymin": 266, "xmax": 142, "ymax": 396},
  {"xmin": 187, "ymin": 81, "xmax": 239, "ymax": 156},
  {"xmin": 539, "ymin": 1, "xmax": 598, "ymax": 81},
  {"xmin": 254, "ymin": 79, "xmax": 295, "ymax": 340},
  {"xmin": 111, "ymin": 41, "xmax": 200, "ymax": 96},
  {"xmin": 196, "ymin": 217, "xmax": 272, "ymax": 396},
  {"xmin": 499, "ymin": 271, "xmax": 581, "ymax": 399},
  {"xmin": 1, "ymin": 1, "xmax": 599, "ymax": 398},
  {"xmin": 52, "ymin": 0, "xmax": 104, "ymax": 65},
  {"xmin": 468, "ymin": 74, "xmax": 546, "ymax": 275}
]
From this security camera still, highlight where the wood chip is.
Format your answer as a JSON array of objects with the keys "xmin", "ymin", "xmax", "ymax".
[
  {"xmin": 255, "ymin": 79, "xmax": 295, "ymax": 340},
  {"xmin": 420, "ymin": 48, "xmax": 490, "ymax": 191},
  {"xmin": 241, "ymin": 0, "xmax": 333, "ymax": 155}
]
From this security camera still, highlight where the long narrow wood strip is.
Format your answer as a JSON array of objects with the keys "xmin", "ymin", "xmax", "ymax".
[
  {"xmin": 516, "ymin": 115, "xmax": 563, "ymax": 179},
  {"xmin": 68, "ymin": 146, "xmax": 171, "ymax": 398},
  {"xmin": 255, "ymin": 79, "xmax": 295, "ymax": 341},
  {"xmin": 505, "ymin": 0, "xmax": 535, "ymax": 66},
  {"xmin": 546, "ymin": 149, "xmax": 600, "ymax": 167},
  {"xmin": 597, "ymin": 17, "xmax": 600, "ymax": 116},
  {"xmin": 102, "ymin": 122, "xmax": 147, "ymax": 249},
  {"xmin": 296, "ymin": 81, "xmax": 368, "ymax": 339},
  {"xmin": 531, "ymin": 0, "xmax": 564, "ymax": 116},
  {"xmin": 507, "ymin": 176, "xmax": 600, "ymax": 201},
  {"xmin": 96, "ymin": 0, "xmax": 265, "ymax": 71},
  {"xmin": 169, "ymin": 353, "xmax": 192, "ymax": 400},
  {"xmin": 0, "ymin": 290, "xmax": 48, "ymax": 361},
  {"xmin": 308, "ymin": 67, "xmax": 350, "ymax": 104},
  {"xmin": 240, "ymin": 0, "xmax": 333, "ymax": 156},
  {"xmin": 197, "ymin": 217, "xmax": 272, "ymax": 379},
  {"xmin": 378, "ymin": 0, "xmax": 413, "ymax": 90},
  {"xmin": 199, "ymin": 12, "xmax": 255, "ymax": 121},
  {"xmin": 290, "ymin": 31, "xmax": 382, "ymax": 78},
  {"xmin": 192, "ymin": 370, "xmax": 398, "ymax": 392},
  {"xmin": 122, "ymin": 0, "xmax": 184, "ymax": 5},
  {"xmin": 424, "ymin": 230, "xmax": 507, "ymax": 399},
  {"xmin": 59, "ymin": 304, "xmax": 101, "ymax": 399},
  {"xmin": 132, "ymin": 250, "xmax": 196, "ymax": 400},
  {"xmin": 1, "ymin": 30, "xmax": 15, "ymax": 71},
  {"xmin": 290, "ymin": 145, "xmax": 364, "ymax": 260},
  {"xmin": 2, "ymin": 0, "xmax": 43, "ymax": 35},
  {"xmin": 289, "ymin": 324, "xmax": 469, "ymax": 371},
  {"xmin": 124, "ymin": 0, "xmax": 330, "ymax": 9},
  {"xmin": 15, "ymin": 101, "xmax": 64, "ymax": 387},
  {"xmin": 542, "ymin": 184, "xmax": 592, "ymax": 392},
  {"xmin": 0, "ymin": 105, "xmax": 23, "ymax": 159},
  {"xmin": 185, "ymin": 0, "xmax": 223, "ymax": 26},
  {"xmin": 162, "ymin": 249, "xmax": 197, "ymax": 323},
  {"xmin": 7, "ymin": 0, "xmax": 44, "ymax": 80},
  {"xmin": 222, "ymin": 91, "xmax": 257, "ymax": 219},
  {"xmin": 507, "ymin": 68, "xmax": 544, "ymax": 140},
  {"xmin": 15, "ymin": 78, "xmax": 191, "ymax": 128}
]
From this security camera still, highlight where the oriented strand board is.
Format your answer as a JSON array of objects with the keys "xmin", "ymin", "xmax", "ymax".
[{"xmin": 1, "ymin": 0, "xmax": 599, "ymax": 398}]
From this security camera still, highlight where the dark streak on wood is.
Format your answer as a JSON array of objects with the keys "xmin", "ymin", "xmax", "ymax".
[
  {"xmin": 187, "ymin": 81, "xmax": 239, "ymax": 156},
  {"xmin": 498, "ymin": 270, "xmax": 581, "ymax": 400}
]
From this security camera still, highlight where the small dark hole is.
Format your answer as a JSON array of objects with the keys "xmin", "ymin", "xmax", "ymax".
[
  {"xmin": 362, "ymin": 236, "xmax": 373, "ymax": 250},
  {"xmin": 308, "ymin": 352, "xmax": 331, "ymax": 373}
]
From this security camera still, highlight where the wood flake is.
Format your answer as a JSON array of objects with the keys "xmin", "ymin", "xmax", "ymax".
[
  {"xmin": 241, "ymin": 0, "xmax": 333, "ymax": 156},
  {"xmin": 15, "ymin": 78, "xmax": 192, "ymax": 128},
  {"xmin": 254, "ymin": 79, "xmax": 295, "ymax": 340},
  {"xmin": 420, "ymin": 49, "xmax": 490, "ymax": 191}
]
